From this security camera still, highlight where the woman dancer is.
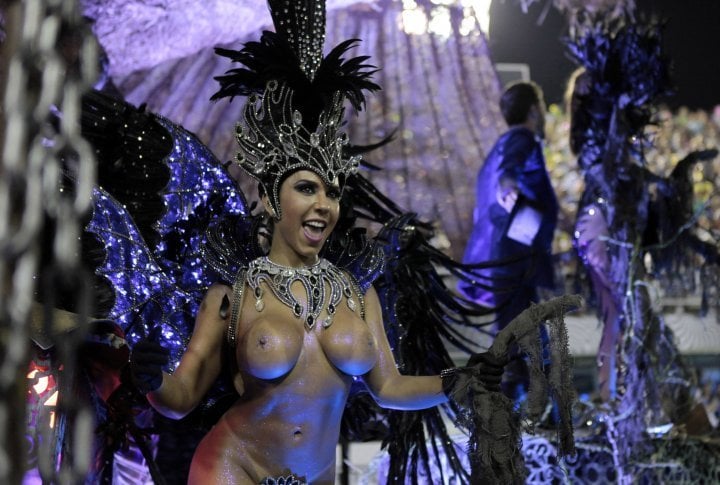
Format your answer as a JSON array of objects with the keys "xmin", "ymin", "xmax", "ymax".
[{"xmin": 126, "ymin": 1, "xmax": 504, "ymax": 482}]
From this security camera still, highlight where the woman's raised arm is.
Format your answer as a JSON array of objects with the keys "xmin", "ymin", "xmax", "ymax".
[{"xmin": 144, "ymin": 283, "xmax": 231, "ymax": 419}]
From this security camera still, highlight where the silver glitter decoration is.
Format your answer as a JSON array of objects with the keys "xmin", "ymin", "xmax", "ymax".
[
  {"xmin": 235, "ymin": 83, "xmax": 359, "ymax": 220},
  {"xmin": 246, "ymin": 257, "xmax": 356, "ymax": 330}
]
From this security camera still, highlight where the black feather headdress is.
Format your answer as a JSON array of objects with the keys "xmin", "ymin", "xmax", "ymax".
[
  {"xmin": 565, "ymin": 17, "xmax": 672, "ymax": 171},
  {"xmin": 211, "ymin": 0, "xmax": 380, "ymax": 218}
]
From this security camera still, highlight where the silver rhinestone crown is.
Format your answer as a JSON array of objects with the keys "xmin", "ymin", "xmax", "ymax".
[{"xmin": 234, "ymin": 80, "xmax": 360, "ymax": 218}]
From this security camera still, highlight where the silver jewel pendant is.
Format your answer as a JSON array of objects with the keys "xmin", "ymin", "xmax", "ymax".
[{"xmin": 254, "ymin": 286, "xmax": 265, "ymax": 312}]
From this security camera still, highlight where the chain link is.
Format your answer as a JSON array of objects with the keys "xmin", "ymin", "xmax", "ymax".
[{"xmin": 1, "ymin": 0, "xmax": 97, "ymax": 482}]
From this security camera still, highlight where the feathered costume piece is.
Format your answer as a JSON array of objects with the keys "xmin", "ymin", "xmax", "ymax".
[
  {"xmin": 74, "ymin": 1, "xmax": 581, "ymax": 482},
  {"xmin": 444, "ymin": 294, "xmax": 581, "ymax": 483},
  {"xmin": 73, "ymin": 89, "xmax": 250, "ymax": 482},
  {"xmin": 565, "ymin": 17, "xmax": 671, "ymax": 173}
]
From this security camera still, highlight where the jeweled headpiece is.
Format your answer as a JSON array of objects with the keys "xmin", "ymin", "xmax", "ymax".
[{"xmin": 212, "ymin": 0, "xmax": 380, "ymax": 218}]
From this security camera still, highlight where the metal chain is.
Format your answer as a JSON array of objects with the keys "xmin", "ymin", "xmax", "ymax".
[{"xmin": 0, "ymin": 0, "xmax": 97, "ymax": 482}]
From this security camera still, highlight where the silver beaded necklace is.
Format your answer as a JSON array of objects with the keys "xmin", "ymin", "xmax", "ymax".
[{"xmin": 246, "ymin": 256, "xmax": 357, "ymax": 329}]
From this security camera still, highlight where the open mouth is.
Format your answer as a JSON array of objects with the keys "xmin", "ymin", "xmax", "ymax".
[{"xmin": 303, "ymin": 220, "xmax": 327, "ymax": 242}]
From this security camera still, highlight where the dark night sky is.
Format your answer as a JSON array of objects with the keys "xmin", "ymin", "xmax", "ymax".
[{"xmin": 488, "ymin": 0, "xmax": 720, "ymax": 110}]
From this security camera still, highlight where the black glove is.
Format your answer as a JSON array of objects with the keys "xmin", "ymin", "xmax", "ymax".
[
  {"xmin": 129, "ymin": 336, "xmax": 169, "ymax": 394},
  {"xmin": 441, "ymin": 351, "xmax": 507, "ymax": 399},
  {"xmin": 466, "ymin": 351, "xmax": 507, "ymax": 393}
]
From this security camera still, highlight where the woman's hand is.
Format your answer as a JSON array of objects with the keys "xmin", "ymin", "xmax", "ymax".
[
  {"xmin": 466, "ymin": 351, "xmax": 506, "ymax": 392},
  {"xmin": 129, "ymin": 333, "xmax": 169, "ymax": 394},
  {"xmin": 441, "ymin": 351, "xmax": 507, "ymax": 401},
  {"xmin": 496, "ymin": 185, "xmax": 519, "ymax": 214}
]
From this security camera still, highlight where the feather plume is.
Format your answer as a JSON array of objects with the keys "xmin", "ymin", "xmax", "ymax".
[{"xmin": 212, "ymin": 33, "xmax": 379, "ymax": 132}]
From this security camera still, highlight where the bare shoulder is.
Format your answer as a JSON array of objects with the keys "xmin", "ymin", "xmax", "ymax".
[
  {"xmin": 204, "ymin": 282, "xmax": 233, "ymax": 302},
  {"xmin": 363, "ymin": 284, "xmax": 380, "ymax": 304},
  {"xmin": 194, "ymin": 283, "xmax": 233, "ymax": 333},
  {"xmin": 361, "ymin": 284, "xmax": 383, "ymax": 325},
  {"xmin": 340, "ymin": 269, "xmax": 379, "ymax": 316}
]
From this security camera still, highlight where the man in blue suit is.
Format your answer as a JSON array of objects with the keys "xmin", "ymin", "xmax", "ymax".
[{"xmin": 460, "ymin": 81, "xmax": 558, "ymax": 398}]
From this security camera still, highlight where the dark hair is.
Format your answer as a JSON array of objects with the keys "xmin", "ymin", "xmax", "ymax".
[
  {"xmin": 499, "ymin": 81, "xmax": 543, "ymax": 125},
  {"xmin": 564, "ymin": 68, "xmax": 594, "ymax": 156}
]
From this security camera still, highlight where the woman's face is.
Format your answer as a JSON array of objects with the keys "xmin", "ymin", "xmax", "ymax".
[{"xmin": 265, "ymin": 170, "xmax": 340, "ymax": 267}]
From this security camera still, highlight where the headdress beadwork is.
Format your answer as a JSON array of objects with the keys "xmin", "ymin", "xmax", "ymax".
[
  {"xmin": 212, "ymin": 0, "xmax": 380, "ymax": 218},
  {"xmin": 234, "ymin": 81, "xmax": 360, "ymax": 218}
]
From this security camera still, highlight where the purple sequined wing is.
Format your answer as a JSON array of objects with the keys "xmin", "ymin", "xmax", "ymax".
[
  {"xmin": 87, "ymin": 186, "xmax": 196, "ymax": 370},
  {"xmin": 86, "ymin": 117, "xmax": 248, "ymax": 369},
  {"xmin": 152, "ymin": 117, "xmax": 248, "ymax": 293}
]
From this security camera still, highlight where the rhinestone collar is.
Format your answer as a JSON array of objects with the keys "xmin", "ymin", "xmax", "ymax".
[{"xmin": 246, "ymin": 256, "xmax": 356, "ymax": 329}]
